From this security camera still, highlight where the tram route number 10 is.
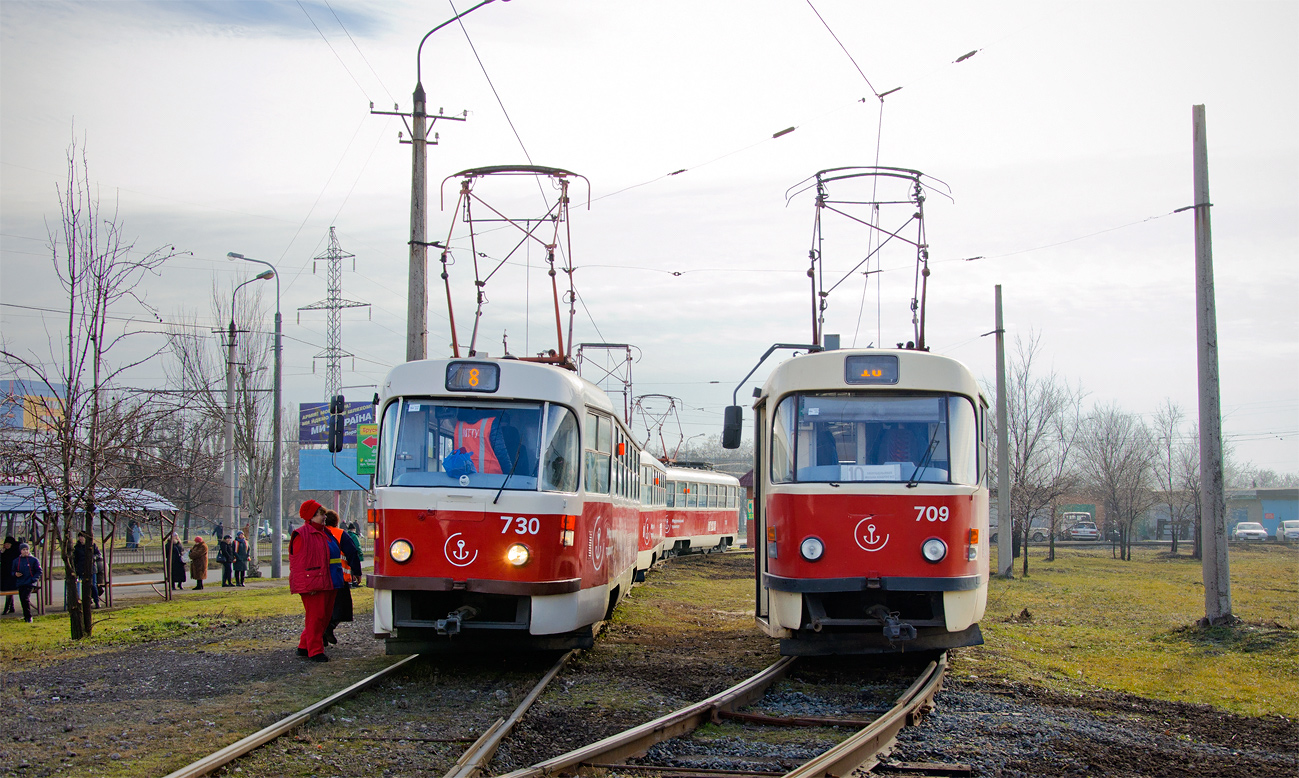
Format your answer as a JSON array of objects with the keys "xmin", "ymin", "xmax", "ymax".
[
  {"xmin": 501, "ymin": 516, "xmax": 541, "ymax": 535},
  {"xmin": 914, "ymin": 505, "xmax": 950, "ymax": 522}
]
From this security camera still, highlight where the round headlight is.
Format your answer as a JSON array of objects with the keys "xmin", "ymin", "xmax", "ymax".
[
  {"xmin": 389, "ymin": 539, "xmax": 413, "ymax": 563},
  {"xmin": 799, "ymin": 536, "xmax": 824, "ymax": 562},
  {"xmin": 921, "ymin": 537, "xmax": 947, "ymax": 563},
  {"xmin": 506, "ymin": 543, "xmax": 530, "ymax": 567}
]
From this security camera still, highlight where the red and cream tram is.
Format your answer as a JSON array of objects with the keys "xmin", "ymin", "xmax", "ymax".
[
  {"xmin": 663, "ymin": 466, "xmax": 743, "ymax": 555},
  {"xmin": 369, "ymin": 357, "xmax": 643, "ymax": 653},
  {"xmin": 636, "ymin": 451, "xmax": 669, "ymax": 580},
  {"xmin": 729, "ymin": 348, "xmax": 990, "ymax": 655}
]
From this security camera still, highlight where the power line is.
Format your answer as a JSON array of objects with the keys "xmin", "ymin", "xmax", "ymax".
[{"xmin": 295, "ymin": 0, "xmax": 371, "ymax": 102}]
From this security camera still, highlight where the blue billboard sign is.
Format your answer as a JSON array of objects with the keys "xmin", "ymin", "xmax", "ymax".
[{"xmin": 298, "ymin": 402, "xmax": 374, "ymax": 445}]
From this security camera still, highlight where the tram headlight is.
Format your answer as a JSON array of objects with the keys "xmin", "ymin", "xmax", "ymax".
[
  {"xmin": 506, "ymin": 543, "xmax": 531, "ymax": 567},
  {"xmin": 389, "ymin": 539, "xmax": 413, "ymax": 564},
  {"xmin": 799, "ymin": 536, "xmax": 825, "ymax": 562},
  {"xmin": 921, "ymin": 537, "xmax": 947, "ymax": 563}
]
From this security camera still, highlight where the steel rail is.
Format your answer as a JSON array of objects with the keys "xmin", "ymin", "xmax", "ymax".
[
  {"xmin": 159, "ymin": 654, "xmax": 421, "ymax": 778},
  {"xmin": 494, "ymin": 656, "xmax": 798, "ymax": 778},
  {"xmin": 445, "ymin": 649, "xmax": 580, "ymax": 778},
  {"xmin": 781, "ymin": 652, "xmax": 947, "ymax": 778}
]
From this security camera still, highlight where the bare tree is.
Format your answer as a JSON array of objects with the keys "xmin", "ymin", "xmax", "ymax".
[
  {"xmin": 1077, "ymin": 404, "xmax": 1158, "ymax": 561},
  {"xmin": 1152, "ymin": 400, "xmax": 1197, "ymax": 554},
  {"xmin": 0, "ymin": 138, "xmax": 183, "ymax": 638},
  {"xmin": 166, "ymin": 287, "xmax": 275, "ymax": 572}
]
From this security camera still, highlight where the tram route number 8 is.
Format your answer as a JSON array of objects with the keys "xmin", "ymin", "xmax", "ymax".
[
  {"xmin": 914, "ymin": 505, "xmax": 950, "ymax": 522},
  {"xmin": 501, "ymin": 516, "xmax": 541, "ymax": 535}
]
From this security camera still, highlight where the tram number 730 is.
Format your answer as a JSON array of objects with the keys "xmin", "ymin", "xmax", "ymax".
[
  {"xmin": 501, "ymin": 516, "xmax": 540, "ymax": 535},
  {"xmin": 914, "ymin": 505, "xmax": 950, "ymax": 522}
]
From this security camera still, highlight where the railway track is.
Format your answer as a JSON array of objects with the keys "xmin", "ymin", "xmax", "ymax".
[
  {"xmin": 498, "ymin": 653, "xmax": 949, "ymax": 778},
  {"xmin": 161, "ymin": 649, "xmax": 578, "ymax": 778},
  {"xmin": 166, "ymin": 646, "xmax": 947, "ymax": 778}
]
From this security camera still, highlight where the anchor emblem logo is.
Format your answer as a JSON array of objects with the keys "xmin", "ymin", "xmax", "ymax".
[
  {"xmin": 854, "ymin": 516, "xmax": 889, "ymax": 552},
  {"xmin": 443, "ymin": 532, "xmax": 479, "ymax": 567},
  {"xmin": 590, "ymin": 518, "xmax": 605, "ymax": 571}
]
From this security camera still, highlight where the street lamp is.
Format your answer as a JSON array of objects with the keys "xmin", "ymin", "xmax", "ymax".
[
  {"xmin": 227, "ymin": 252, "xmax": 283, "ymax": 578},
  {"xmin": 406, "ymin": 0, "xmax": 503, "ymax": 362}
]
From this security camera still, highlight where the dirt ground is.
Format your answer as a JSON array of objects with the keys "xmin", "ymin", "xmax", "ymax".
[{"xmin": 2, "ymin": 552, "xmax": 1294, "ymax": 778}]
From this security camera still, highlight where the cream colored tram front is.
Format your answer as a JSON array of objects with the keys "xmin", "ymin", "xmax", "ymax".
[{"xmin": 750, "ymin": 348, "xmax": 991, "ymax": 655}]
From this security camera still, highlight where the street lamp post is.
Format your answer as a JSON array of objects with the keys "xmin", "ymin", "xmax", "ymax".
[
  {"xmin": 406, "ymin": 0, "xmax": 501, "ymax": 362},
  {"xmin": 227, "ymin": 253, "xmax": 283, "ymax": 578}
]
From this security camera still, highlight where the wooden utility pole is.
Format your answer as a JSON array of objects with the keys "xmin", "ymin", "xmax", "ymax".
[
  {"xmin": 1192, "ymin": 104, "xmax": 1232, "ymax": 624},
  {"xmin": 995, "ymin": 285, "xmax": 1012, "ymax": 577}
]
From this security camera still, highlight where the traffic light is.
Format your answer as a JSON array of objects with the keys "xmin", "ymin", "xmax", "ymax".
[{"xmin": 327, "ymin": 394, "xmax": 345, "ymax": 453}]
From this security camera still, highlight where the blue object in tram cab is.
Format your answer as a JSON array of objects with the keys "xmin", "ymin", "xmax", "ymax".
[{"xmin": 443, "ymin": 448, "xmax": 477, "ymax": 478}]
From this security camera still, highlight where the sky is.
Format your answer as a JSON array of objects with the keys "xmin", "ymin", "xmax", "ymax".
[{"xmin": 1, "ymin": 0, "xmax": 1296, "ymax": 474}]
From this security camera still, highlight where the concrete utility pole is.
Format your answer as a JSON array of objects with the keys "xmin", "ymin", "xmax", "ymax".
[
  {"xmin": 994, "ymin": 285, "xmax": 1012, "ymax": 577},
  {"xmin": 1192, "ymin": 104, "xmax": 1232, "ymax": 624},
  {"xmin": 408, "ymin": 81, "xmax": 428, "ymax": 362}
]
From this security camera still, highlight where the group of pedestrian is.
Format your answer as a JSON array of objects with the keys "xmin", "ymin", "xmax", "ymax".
[
  {"xmin": 290, "ymin": 499, "xmax": 363, "ymax": 662},
  {"xmin": 165, "ymin": 531, "xmax": 249, "ymax": 590},
  {"xmin": 73, "ymin": 531, "xmax": 106, "ymax": 607},
  {"xmin": 2, "ymin": 536, "xmax": 42, "ymax": 622}
]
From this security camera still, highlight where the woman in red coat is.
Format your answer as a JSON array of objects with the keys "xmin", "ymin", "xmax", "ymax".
[{"xmin": 290, "ymin": 500, "xmax": 344, "ymax": 661}]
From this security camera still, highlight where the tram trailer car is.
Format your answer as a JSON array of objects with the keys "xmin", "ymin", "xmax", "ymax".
[
  {"xmin": 744, "ymin": 348, "xmax": 991, "ymax": 655},
  {"xmin": 636, "ymin": 452, "xmax": 669, "ymax": 580},
  {"xmin": 369, "ymin": 358, "xmax": 643, "ymax": 653},
  {"xmin": 663, "ymin": 466, "xmax": 743, "ymax": 555}
]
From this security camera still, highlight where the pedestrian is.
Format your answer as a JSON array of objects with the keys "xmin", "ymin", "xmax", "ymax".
[
  {"xmin": 217, "ymin": 534, "xmax": 235, "ymax": 587},
  {"xmin": 345, "ymin": 522, "xmax": 364, "ymax": 587},
  {"xmin": 232, "ymin": 530, "xmax": 250, "ymax": 587},
  {"xmin": 188, "ymin": 536, "xmax": 209, "ymax": 590},
  {"xmin": 125, "ymin": 520, "xmax": 139, "ymax": 550},
  {"xmin": 1, "ymin": 536, "xmax": 18, "ymax": 615},
  {"xmin": 166, "ymin": 533, "xmax": 186, "ymax": 590},
  {"xmin": 323, "ymin": 510, "xmax": 363, "ymax": 647},
  {"xmin": 12, "ymin": 542, "xmax": 42, "ymax": 622},
  {"xmin": 290, "ymin": 500, "xmax": 343, "ymax": 661},
  {"xmin": 73, "ymin": 531, "xmax": 100, "ymax": 608},
  {"xmin": 213, "ymin": 521, "xmax": 224, "ymax": 546},
  {"xmin": 94, "ymin": 542, "xmax": 106, "ymax": 604}
]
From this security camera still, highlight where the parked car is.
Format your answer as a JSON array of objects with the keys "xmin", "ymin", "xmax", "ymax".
[
  {"xmin": 1277, "ymin": 520, "xmax": 1299, "ymax": 542},
  {"xmin": 1231, "ymin": 522, "xmax": 1269, "ymax": 541},
  {"xmin": 1067, "ymin": 522, "xmax": 1100, "ymax": 542}
]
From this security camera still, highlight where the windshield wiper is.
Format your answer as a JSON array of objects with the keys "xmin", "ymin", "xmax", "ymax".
[
  {"xmin": 906, "ymin": 428, "xmax": 942, "ymax": 489},
  {"xmin": 493, "ymin": 438, "xmax": 526, "ymax": 505}
]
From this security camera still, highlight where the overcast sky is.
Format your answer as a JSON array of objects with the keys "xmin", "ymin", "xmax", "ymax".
[{"xmin": 1, "ymin": 0, "xmax": 1295, "ymax": 473}]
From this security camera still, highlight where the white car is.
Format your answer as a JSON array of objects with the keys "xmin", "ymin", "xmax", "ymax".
[
  {"xmin": 1231, "ymin": 522, "xmax": 1269, "ymax": 542},
  {"xmin": 1277, "ymin": 520, "xmax": 1299, "ymax": 542}
]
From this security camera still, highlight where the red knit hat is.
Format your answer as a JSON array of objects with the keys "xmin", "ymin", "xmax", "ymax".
[{"xmin": 299, "ymin": 499, "xmax": 324, "ymax": 521}]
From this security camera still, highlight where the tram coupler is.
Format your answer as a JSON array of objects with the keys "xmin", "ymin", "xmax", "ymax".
[
  {"xmin": 866, "ymin": 604, "xmax": 917, "ymax": 642},
  {"xmin": 435, "ymin": 605, "xmax": 480, "ymax": 636}
]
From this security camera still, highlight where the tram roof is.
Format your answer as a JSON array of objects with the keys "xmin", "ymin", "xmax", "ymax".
[
  {"xmin": 381, "ymin": 357, "xmax": 616, "ymax": 416},
  {"xmin": 759, "ymin": 348, "xmax": 984, "ymax": 404}
]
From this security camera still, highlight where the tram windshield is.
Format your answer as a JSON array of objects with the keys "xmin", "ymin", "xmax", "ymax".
[
  {"xmin": 377, "ymin": 400, "xmax": 579, "ymax": 492},
  {"xmin": 771, "ymin": 393, "xmax": 978, "ymax": 486}
]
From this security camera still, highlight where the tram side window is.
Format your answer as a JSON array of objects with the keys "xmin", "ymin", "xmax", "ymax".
[
  {"xmin": 709, "ymin": 484, "xmax": 719, "ymax": 508},
  {"xmin": 584, "ymin": 412, "xmax": 611, "ymax": 494},
  {"xmin": 687, "ymin": 483, "xmax": 699, "ymax": 508},
  {"xmin": 666, "ymin": 480, "xmax": 677, "ymax": 507},
  {"xmin": 541, "ymin": 405, "xmax": 580, "ymax": 493}
]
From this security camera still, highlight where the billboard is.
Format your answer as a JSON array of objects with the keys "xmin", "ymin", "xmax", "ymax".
[
  {"xmin": 0, "ymin": 380, "xmax": 66, "ymax": 431},
  {"xmin": 298, "ymin": 402, "xmax": 374, "ymax": 445},
  {"xmin": 298, "ymin": 449, "xmax": 369, "ymax": 491}
]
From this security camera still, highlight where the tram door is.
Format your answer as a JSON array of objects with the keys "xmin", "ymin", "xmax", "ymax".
[{"xmin": 752, "ymin": 399, "xmax": 769, "ymax": 622}]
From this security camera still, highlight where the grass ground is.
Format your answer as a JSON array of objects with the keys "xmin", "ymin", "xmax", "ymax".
[{"xmin": 972, "ymin": 542, "xmax": 1298, "ymax": 717}]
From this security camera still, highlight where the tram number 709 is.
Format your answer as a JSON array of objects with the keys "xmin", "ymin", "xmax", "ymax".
[
  {"xmin": 914, "ymin": 505, "xmax": 950, "ymax": 522},
  {"xmin": 501, "ymin": 516, "xmax": 541, "ymax": 535}
]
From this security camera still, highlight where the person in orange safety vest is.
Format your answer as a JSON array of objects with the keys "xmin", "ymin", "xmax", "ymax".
[
  {"xmin": 454, "ymin": 415, "xmax": 511, "ymax": 474},
  {"xmin": 323, "ymin": 509, "xmax": 363, "ymax": 648}
]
